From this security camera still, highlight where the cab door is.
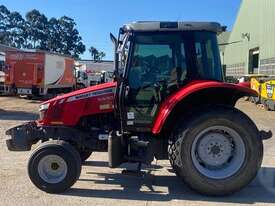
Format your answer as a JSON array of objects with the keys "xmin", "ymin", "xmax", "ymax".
[{"xmin": 121, "ymin": 33, "xmax": 187, "ymax": 132}]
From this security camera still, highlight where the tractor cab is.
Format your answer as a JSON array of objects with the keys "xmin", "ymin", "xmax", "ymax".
[{"xmin": 111, "ymin": 21, "xmax": 224, "ymax": 132}]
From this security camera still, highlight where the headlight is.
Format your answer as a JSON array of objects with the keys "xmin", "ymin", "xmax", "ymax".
[
  {"xmin": 39, "ymin": 103, "xmax": 50, "ymax": 120},
  {"xmin": 39, "ymin": 103, "xmax": 50, "ymax": 111}
]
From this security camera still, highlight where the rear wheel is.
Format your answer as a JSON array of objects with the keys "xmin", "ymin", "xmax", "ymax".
[
  {"xmin": 28, "ymin": 140, "xmax": 81, "ymax": 193},
  {"xmin": 168, "ymin": 141, "xmax": 180, "ymax": 176},
  {"xmin": 170, "ymin": 106, "xmax": 263, "ymax": 196}
]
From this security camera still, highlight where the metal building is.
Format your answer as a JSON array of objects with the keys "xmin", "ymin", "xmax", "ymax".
[
  {"xmin": 218, "ymin": 31, "xmax": 231, "ymax": 66},
  {"xmin": 75, "ymin": 60, "xmax": 114, "ymax": 73},
  {"xmin": 224, "ymin": 0, "xmax": 275, "ymax": 77}
]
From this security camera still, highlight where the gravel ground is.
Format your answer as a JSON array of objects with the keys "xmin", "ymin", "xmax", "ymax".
[{"xmin": 0, "ymin": 97, "xmax": 275, "ymax": 206}]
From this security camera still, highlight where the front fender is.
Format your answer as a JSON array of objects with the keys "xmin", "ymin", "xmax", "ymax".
[{"xmin": 151, "ymin": 80, "xmax": 257, "ymax": 134}]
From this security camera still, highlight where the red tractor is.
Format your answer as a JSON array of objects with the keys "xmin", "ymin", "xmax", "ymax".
[{"xmin": 6, "ymin": 21, "xmax": 269, "ymax": 196}]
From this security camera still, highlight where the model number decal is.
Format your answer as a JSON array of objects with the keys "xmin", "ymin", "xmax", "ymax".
[
  {"xmin": 66, "ymin": 88, "xmax": 114, "ymax": 102},
  {"xmin": 99, "ymin": 104, "xmax": 111, "ymax": 110},
  {"xmin": 97, "ymin": 96, "xmax": 113, "ymax": 102}
]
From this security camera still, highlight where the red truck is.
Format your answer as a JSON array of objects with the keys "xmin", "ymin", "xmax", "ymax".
[
  {"xmin": 6, "ymin": 21, "xmax": 271, "ymax": 196},
  {"xmin": 4, "ymin": 50, "xmax": 75, "ymax": 97}
]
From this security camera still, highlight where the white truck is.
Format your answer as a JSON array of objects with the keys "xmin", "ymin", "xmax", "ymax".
[{"xmin": 75, "ymin": 60, "xmax": 113, "ymax": 88}]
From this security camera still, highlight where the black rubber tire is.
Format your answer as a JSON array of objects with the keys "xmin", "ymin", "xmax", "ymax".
[
  {"xmin": 170, "ymin": 106, "xmax": 263, "ymax": 196},
  {"xmin": 79, "ymin": 151, "xmax": 93, "ymax": 162},
  {"xmin": 168, "ymin": 140, "xmax": 181, "ymax": 177},
  {"xmin": 28, "ymin": 140, "xmax": 82, "ymax": 193}
]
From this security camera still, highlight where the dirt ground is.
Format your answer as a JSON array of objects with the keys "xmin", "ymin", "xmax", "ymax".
[{"xmin": 0, "ymin": 96, "xmax": 275, "ymax": 206}]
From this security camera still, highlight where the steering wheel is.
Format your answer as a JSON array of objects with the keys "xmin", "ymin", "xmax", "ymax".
[{"xmin": 141, "ymin": 60, "xmax": 160, "ymax": 75}]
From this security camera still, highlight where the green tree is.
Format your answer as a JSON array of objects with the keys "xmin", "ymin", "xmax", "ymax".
[
  {"xmin": 57, "ymin": 16, "xmax": 85, "ymax": 58},
  {"xmin": 25, "ymin": 9, "xmax": 48, "ymax": 49},
  {"xmin": 0, "ymin": 5, "xmax": 26, "ymax": 48},
  {"xmin": 0, "ymin": 5, "xmax": 86, "ymax": 58},
  {"xmin": 47, "ymin": 17, "xmax": 63, "ymax": 53},
  {"xmin": 98, "ymin": 51, "xmax": 106, "ymax": 60},
  {"xmin": 0, "ymin": 5, "xmax": 11, "ymax": 45},
  {"xmin": 8, "ymin": 11, "xmax": 26, "ymax": 48},
  {"xmin": 89, "ymin": 46, "xmax": 106, "ymax": 61},
  {"xmin": 89, "ymin": 46, "xmax": 98, "ymax": 61}
]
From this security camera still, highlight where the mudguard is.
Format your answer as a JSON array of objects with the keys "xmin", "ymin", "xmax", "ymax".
[{"xmin": 151, "ymin": 80, "xmax": 257, "ymax": 134}]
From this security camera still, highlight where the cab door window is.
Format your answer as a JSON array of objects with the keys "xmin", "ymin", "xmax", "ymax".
[
  {"xmin": 194, "ymin": 32, "xmax": 222, "ymax": 80},
  {"xmin": 126, "ymin": 34, "xmax": 186, "ymax": 127}
]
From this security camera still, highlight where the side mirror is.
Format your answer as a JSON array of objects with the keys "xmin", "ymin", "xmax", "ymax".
[
  {"xmin": 110, "ymin": 33, "xmax": 119, "ymax": 81},
  {"xmin": 110, "ymin": 33, "xmax": 118, "ymax": 49}
]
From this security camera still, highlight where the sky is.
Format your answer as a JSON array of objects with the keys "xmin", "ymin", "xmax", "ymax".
[{"xmin": 0, "ymin": 0, "xmax": 242, "ymax": 60}]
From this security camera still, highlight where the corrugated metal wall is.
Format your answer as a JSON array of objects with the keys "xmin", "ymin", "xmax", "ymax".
[{"xmin": 224, "ymin": 0, "xmax": 275, "ymax": 76}]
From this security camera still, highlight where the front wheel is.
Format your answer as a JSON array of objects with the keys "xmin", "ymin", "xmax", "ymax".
[
  {"xmin": 28, "ymin": 140, "xmax": 81, "ymax": 193},
  {"xmin": 170, "ymin": 106, "xmax": 263, "ymax": 196}
]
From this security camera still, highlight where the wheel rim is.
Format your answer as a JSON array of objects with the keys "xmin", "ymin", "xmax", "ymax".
[
  {"xmin": 38, "ymin": 155, "xmax": 68, "ymax": 184},
  {"xmin": 191, "ymin": 126, "xmax": 246, "ymax": 179}
]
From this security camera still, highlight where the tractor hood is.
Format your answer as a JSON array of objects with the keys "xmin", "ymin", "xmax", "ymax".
[
  {"xmin": 43, "ymin": 81, "xmax": 117, "ymax": 104},
  {"xmin": 38, "ymin": 81, "xmax": 116, "ymax": 126}
]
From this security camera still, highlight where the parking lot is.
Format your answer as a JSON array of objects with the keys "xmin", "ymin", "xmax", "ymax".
[{"xmin": 0, "ymin": 96, "xmax": 275, "ymax": 206}]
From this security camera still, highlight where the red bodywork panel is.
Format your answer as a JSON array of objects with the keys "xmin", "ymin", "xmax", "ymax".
[
  {"xmin": 238, "ymin": 81, "xmax": 251, "ymax": 88},
  {"xmin": 39, "ymin": 80, "xmax": 257, "ymax": 135},
  {"xmin": 151, "ymin": 80, "xmax": 257, "ymax": 134},
  {"xmin": 39, "ymin": 82, "xmax": 116, "ymax": 126}
]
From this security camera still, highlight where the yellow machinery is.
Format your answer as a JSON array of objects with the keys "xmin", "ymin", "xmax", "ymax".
[
  {"xmin": 250, "ymin": 77, "xmax": 261, "ymax": 94},
  {"xmin": 260, "ymin": 79, "xmax": 275, "ymax": 110},
  {"xmin": 249, "ymin": 75, "xmax": 267, "ymax": 104},
  {"xmin": 250, "ymin": 76, "xmax": 275, "ymax": 110}
]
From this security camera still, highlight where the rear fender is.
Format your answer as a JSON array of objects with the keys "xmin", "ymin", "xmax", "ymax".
[{"xmin": 152, "ymin": 81, "xmax": 257, "ymax": 135}]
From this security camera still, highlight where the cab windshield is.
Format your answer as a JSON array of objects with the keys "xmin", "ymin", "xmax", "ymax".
[{"xmin": 126, "ymin": 31, "xmax": 223, "ymax": 87}]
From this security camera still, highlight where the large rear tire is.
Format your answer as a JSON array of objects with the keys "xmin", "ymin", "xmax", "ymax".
[
  {"xmin": 170, "ymin": 106, "xmax": 263, "ymax": 196},
  {"xmin": 28, "ymin": 140, "xmax": 81, "ymax": 193}
]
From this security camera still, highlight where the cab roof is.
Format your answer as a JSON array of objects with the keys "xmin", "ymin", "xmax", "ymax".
[{"xmin": 122, "ymin": 21, "xmax": 224, "ymax": 33}]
